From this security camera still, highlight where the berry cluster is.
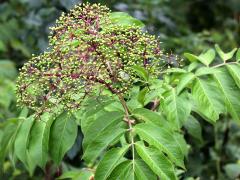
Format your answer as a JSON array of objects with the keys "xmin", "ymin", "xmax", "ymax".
[{"xmin": 16, "ymin": 3, "xmax": 170, "ymax": 112}]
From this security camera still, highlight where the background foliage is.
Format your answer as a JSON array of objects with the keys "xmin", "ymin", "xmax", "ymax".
[{"xmin": 0, "ymin": 0, "xmax": 240, "ymax": 179}]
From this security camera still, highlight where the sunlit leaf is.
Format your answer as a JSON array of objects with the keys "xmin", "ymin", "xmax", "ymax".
[
  {"xmin": 198, "ymin": 49, "xmax": 215, "ymax": 66},
  {"xmin": 215, "ymin": 44, "xmax": 237, "ymax": 62},
  {"xmin": 236, "ymin": 48, "xmax": 240, "ymax": 62},
  {"xmin": 184, "ymin": 53, "xmax": 198, "ymax": 62},
  {"xmin": 176, "ymin": 72, "xmax": 195, "ymax": 94},
  {"xmin": 109, "ymin": 12, "xmax": 145, "ymax": 28},
  {"xmin": 57, "ymin": 169, "xmax": 93, "ymax": 180},
  {"xmin": 195, "ymin": 67, "xmax": 217, "ymax": 76}
]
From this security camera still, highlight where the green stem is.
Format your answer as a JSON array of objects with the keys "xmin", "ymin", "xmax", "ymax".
[
  {"xmin": 118, "ymin": 95, "xmax": 135, "ymax": 171},
  {"xmin": 212, "ymin": 61, "xmax": 238, "ymax": 68}
]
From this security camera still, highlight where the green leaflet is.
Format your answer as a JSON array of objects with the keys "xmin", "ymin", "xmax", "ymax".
[
  {"xmin": 0, "ymin": 119, "xmax": 21, "ymax": 169},
  {"xmin": 95, "ymin": 146, "xmax": 129, "ymax": 180},
  {"xmin": 115, "ymin": 161, "xmax": 135, "ymax": 180},
  {"xmin": 176, "ymin": 72, "xmax": 195, "ymax": 94},
  {"xmin": 215, "ymin": 44, "xmax": 237, "ymax": 62},
  {"xmin": 195, "ymin": 67, "xmax": 217, "ymax": 76},
  {"xmin": 104, "ymin": 101, "xmax": 124, "ymax": 112},
  {"xmin": 184, "ymin": 115, "xmax": 203, "ymax": 143},
  {"xmin": 82, "ymin": 111, "xmax": 124, "ymax": 151},
  {"xmin": 184, "ymin": 49, "xmax": 215, "ymax": 66},
  {"xmin": 144, "ymin": 80, "xmax": 165, "ymax": 105},
  {"xmin": 226, "ymin": 64, "xmax": 240, "ymax": 88},
  {"xmin": 109, "ymin": 12, "xmax": 145, "ymax": 28},
  {"xmin": 188, "ymin": 62, "xmax": 201, "ymax": 72},
  {"xmin": 132, "ymin": 108, "xmax": 170, "ymax": 128},
  {"xmin": 79, "ymin": 97, "xmax": 116, "ymax": 134},
  {"xmin": 107, "ymin": 160, "xmax": 132, "ymax": 180},
  {"xmin": 197, "ymin": 49, "xmax": 215, "ymax": 66},
  {"xmin": 127, "ymin": 86, "xmax": 143, "ymax": 110},
  {"xmin": 14, "ymin": 116, "xmax": 34, "ymax": 171},
  {"xmin": 192, "ymin": 77, "xmax": 225, "ymax": 122},
  {"xmin": 57, "ymin": 169, "xmax": 93, "ymax": 180},
  {"xmin": 107, "ymin": 159, "xmax": 156, "ymax": 180},
  {"xmin": 173, "ymin": 133, "xmax": 188, "ymax": 156},
  {"xmin": 83, "ymin": 96, "xmax": 115, "ymax": 118},
  {"xmin": 81, "ymin": 115, "xmax": 100, "ymax": 136},
  {"xmin": 137, "ymin": 87, "xmax": 148, "ymax": 105},
  {"xmin": 132, "ymin": 65, "xmax": 149, "ymax": 81},
  {"xmin": 28, "ymin": 113, "xmax": 54, "ymax": 169},
  {"xmin": 236, "ymin": 48, "xmax": 240, "ymax": 61},
  {"xmin": 213, "ymin": 67, "xmax": 240, "ymax": 121},
  {"xmin": 161, "ymin": 89, "xmax": 191, "ymax": 128},
  {"xmin": 49, "ymin": 112, "xmax": 78, "ymax": 165},
  {"xmin": 184, "ymin": 53, "xmax": 198, "ymax": 62},
  {"xmin": 134, "ymin": 159, "xmax": 157, "ymax": 180},
  {"xmin": 134, "ymin": 123, "xmax": 187, "ymax": 168},
  {"xmin": 135, "ymin": 142, "xmax": 177, "ymax": 180},
  {"xmin": 0, "ymin": 78, "xmax": 15, "ymax": 109},
  {"xmin": 121, "ymin": 164, "xmax": 135, "ymax": 180},
  {"xmin": 18, "ymin": 107, "xmax": 29, "ymax": 118},
  {"xmin": 82, "ymin": 121, "xmax": 126, "ymax": 164}
]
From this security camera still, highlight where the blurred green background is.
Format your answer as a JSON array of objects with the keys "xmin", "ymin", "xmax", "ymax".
[{"xmin": 0, "ymin": 0, "xmax": 239, "ymax": 179}]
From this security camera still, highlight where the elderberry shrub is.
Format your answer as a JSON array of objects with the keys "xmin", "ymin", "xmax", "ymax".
[{"xmin": 16, "ymin": 3, "xmax": 177, "ymax": 113}]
